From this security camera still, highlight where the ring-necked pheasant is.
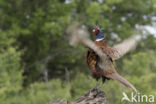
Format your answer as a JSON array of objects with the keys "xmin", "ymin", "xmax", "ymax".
[
  {"xmin": 67, "ymin": 24, "xmax": 139, "ymax": 92},
  {"xmin": 85, "ymin": 27, "xmax": 137, "ymax": 92}
]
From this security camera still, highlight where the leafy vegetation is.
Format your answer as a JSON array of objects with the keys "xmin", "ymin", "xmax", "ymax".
[{"xmin": 0, "ymin": 0, "xmax": 155, "ymax": 104}]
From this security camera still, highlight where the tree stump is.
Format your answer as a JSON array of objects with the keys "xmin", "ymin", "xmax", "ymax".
[{"xmin": 48, "ymin": 88, "xmax": 108, "ymax": 104}]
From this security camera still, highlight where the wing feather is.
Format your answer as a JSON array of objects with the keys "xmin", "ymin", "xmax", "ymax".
[
  {"xmin": 102, "ymin": 47, "xmax": 121, "ymax": 60},
  {"xmin": 111, "ymin": 35, "xmax": 141, "ymax": 60}
]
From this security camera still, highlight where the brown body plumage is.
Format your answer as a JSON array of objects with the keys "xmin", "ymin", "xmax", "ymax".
[
  {"xmin": 86, "ymin": 39, "xmax": 114, "ymax": 83},
  {"xmin": 67, "ymin": 24, "xmax": 137, "ymax": 92},
  {"xmin": 85, "ymin": 39, "xmax": 137, "ymax": 92}
]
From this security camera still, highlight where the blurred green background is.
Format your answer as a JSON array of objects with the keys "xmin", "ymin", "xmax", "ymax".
[{"xmin": 0, "ymin": 0, "xmax": 156, "ymax": 104}]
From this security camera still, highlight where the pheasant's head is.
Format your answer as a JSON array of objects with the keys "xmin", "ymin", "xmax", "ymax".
[{"xmin": 93, "ymin": 27, "xmax": 104, "ymax": 41}]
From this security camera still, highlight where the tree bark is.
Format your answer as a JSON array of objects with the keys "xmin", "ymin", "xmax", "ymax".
[{"xmin": 48, "ymin": 88, "xmax": 108, "ymax": 104}]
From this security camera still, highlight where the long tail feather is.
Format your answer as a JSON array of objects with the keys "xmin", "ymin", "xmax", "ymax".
[{"xmin": 106, "ymin": 73, "xmax": 137, "ymax": 93}]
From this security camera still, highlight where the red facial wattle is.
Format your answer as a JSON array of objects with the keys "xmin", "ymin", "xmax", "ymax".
[{"xmin": 94, "ymin": 28, "xmax": 99, "ymax": 36}]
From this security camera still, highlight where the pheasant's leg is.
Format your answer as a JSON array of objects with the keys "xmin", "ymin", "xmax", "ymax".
[
  {"xmin": 94, "ymin": 79, "xmax": 98, "ymax": 88},
  {"xmin": 92, "ymin": 72, "xmax": 99, "ymax": 89},
  {"xmin": 88, "ymin": 79, "xmax": 98, "ymax": 95},
  {"xmin": 98, "ymin": 82, "xmax": 104, "ymax": 89},
  {"xmin": 98, "ymin": 77, "xmax": 105, "ymax": 89}
]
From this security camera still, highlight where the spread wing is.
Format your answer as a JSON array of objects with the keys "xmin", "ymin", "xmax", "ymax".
[
  {"xmin": 67, "ymin": 23, "xmax": 109, "ymax": 68},
  {"xmin": 67, "ymin": 23, "xmax": 142, "ymax": 61},
  {"xmin": 103, "ymin": 35, "xmax": 141, "ymax": 60}
]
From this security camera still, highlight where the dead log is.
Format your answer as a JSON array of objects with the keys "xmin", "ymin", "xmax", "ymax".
[{"xmin": 48, "ymin": 88, "xmax": 108, "ymax": 104}]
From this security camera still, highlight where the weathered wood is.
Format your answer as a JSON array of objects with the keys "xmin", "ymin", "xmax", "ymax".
[{"xmin": 48, "ymin": 88, "xmax": 108, "ymax": 104}]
